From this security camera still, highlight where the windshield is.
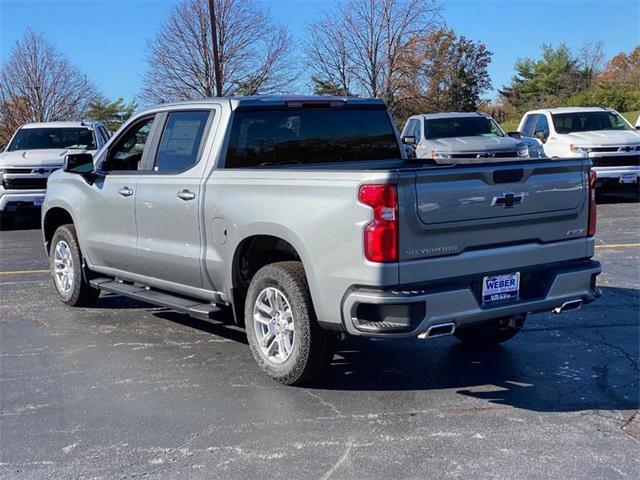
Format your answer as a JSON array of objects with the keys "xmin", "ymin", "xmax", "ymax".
[
  {"xmin": 552, "ymin": 111, "xmax": 633, "ymax": 134},
  {"xmin": 424, "ymin": 116, "xmax": 504, "ymax": 140},
  {"xmin": 225, "ymin": 107, "xmax": 400, "ymax": 168},
  {"xmin": 8, "ymin": 127, "xmax": 96, "ymax": 151}
]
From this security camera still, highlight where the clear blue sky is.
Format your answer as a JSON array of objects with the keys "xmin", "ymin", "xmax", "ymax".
[{"xmin": 1, "ymin": 0, "xmax": 638, "ymax": 104}]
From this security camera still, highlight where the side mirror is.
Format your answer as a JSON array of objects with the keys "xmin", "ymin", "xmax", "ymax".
[
  {"xmin": 534, "ymin": 131, "xmax": 548, "ymax": 143},
  {"xmin": 63, "ymin": 153, "xmax": 94, "ymax": 174},
  {"xmin": 507, "ymin": 131, "xmax": 522, "ymax": 139},
  {"xmin": 402, "ymin": 135, "xmax": 417, "ymax": 145}
]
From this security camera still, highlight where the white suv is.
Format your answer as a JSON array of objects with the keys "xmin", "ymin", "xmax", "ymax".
[
  {"xmin": 517, "ymin": 107, "xmax": 640, "ymax": 189},
  {"xmin": 0, "ymin": 121, "xmax": 109, "ymax": 224}
]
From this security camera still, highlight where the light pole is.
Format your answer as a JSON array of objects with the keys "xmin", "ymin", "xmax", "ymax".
[{"xmin": 208, "ymin": 0, "xmax": 223, "ymax": 97}]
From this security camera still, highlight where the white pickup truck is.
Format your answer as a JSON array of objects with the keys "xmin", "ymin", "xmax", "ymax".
[
  {"xmin": 0, "ymin": 121, "xmax": 109, "ymax": 225},
  {"xmin": 401, "ymin": 112, "xmax": 540, "ymax": 162},
  {"xmin": 517, "ymin": 107, "xmax": 640, "ymax": 190}
]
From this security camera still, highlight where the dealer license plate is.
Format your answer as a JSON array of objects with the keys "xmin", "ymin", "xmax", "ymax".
[
  {"xmin": 482, "ymin": 272, "xmax": 520, "ymax": 304},
  {"xmin": 33, "ymin": 196, "xmax": 44, "ymax": 207},
  {"xmin": 619, "ymin": 174, "xmax": 637, "ymax": 184}
]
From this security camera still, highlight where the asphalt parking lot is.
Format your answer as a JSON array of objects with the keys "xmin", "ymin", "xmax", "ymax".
[{"xmin": 1, "ymin": 194, "xmax": 639, "ymax": 479}]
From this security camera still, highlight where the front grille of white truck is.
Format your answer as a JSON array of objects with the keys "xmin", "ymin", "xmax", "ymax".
[
  {"xmin": 591, "ymin": 155, "xmax": 640, "ymax": 167},
  {"xmin": 4, "ymin": 178, "xmax": 48, "ymax": 190}
]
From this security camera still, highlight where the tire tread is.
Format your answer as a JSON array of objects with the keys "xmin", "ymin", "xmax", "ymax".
[
  {"xmin": 245, "ymin": 261, "xmax": 336, "ymax": 385},
  {"xmin": 50, "ymin": 224, "xmax": 100, "ymax": 307}
]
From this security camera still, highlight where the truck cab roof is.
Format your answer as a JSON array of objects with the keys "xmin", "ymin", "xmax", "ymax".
[
  {"xmin": 19, "ymin": 121, "xmax": 105, "ymax": 130},
  {"xmin": 524, "ymin": 107, "xmax": 616, "ymax": 115},
  {"xmin": 141, "ymin": 95, "xmax": 385, "ymax": 115},
  {"xmin": 416, "ymin": 112, "xmax": 492, "ymax": 120}
]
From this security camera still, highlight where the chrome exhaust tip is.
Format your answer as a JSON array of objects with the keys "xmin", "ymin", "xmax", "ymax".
[
  {"xmin": 418, "ymin": 322, "xmax": 456, "ymax": 339},
  {"xmin": 553, "ymin": 299, "xmax": 583, "ymax": 314}
]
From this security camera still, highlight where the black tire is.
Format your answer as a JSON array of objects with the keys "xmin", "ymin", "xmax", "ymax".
[
  {"xmin": 50, "ymin": 224, "xmax": 100, "ymax": 307},
  {"xmin": 245, "ymin": 261, "xmax": 336, "ymax": 385},
  {"xmin": 454, "ymin": 314, "xmax": 526, "ymax": 347}
]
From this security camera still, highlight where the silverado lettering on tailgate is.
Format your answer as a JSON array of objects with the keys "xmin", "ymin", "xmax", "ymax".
[{"xmin": 404, "ymin": 245, "xmax": 459, "ymax": 257}]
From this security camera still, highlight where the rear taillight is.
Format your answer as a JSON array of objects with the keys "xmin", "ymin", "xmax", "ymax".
[
  {"xmin": 358, "ymin": 184, "xmax": 398, "ymax": 262},
  {"xmin": 588, "ymin": 169, "xmax": 597, "ymax": 236}
]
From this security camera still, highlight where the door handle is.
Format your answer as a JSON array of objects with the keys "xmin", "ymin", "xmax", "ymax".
[
  {"xmin": 118, "ymin": 186, "xmax": 134, "ymax": 197},
  {"xmin": 177, "ymin": 189, "xmax": 196, "ymax": 201}
]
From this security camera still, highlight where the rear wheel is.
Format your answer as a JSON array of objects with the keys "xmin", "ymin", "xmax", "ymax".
[
  {"xmin": 50, "ymin": 224, "xmax": 100, "ymax": 307},
  {"xmin": 245, "ymin": 261, "xmax": 336, "ymax": 385},
  {"xmin": 454, "ymin": 314, "xmax": 526, "ymax": 347}
]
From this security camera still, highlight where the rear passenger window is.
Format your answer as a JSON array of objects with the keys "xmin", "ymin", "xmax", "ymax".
[
  {"xmin": 99, "ymin": 126, "xmax": 110, "ymax": 144},
  {"xmin": 412, "ymin": 120, "xmax": 422, "ymax": 141},
  {"xmin": 521, "ymin": 115, "xmax": 536, "ymax": 137},
  {"xmin": 534, "ymin": 115, "xmax": 549, "ymax": 136},
  {"xmin": 154, "ymin": 111, "xmax": 210, "ymax": 172}
]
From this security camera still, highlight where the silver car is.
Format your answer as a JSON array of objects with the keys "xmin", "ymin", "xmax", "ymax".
[{"xmin": 401, "ymin": 112, "xmax": 534, "ymax": 163}]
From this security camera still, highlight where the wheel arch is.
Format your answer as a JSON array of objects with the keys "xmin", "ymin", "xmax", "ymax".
[
  {"xmin": 43, "ymin": 207, "xmax": 75, "ymax": 255},
  {"xmin": 229, "ymin": 230, "xmax": 318, "ymax": 327}
]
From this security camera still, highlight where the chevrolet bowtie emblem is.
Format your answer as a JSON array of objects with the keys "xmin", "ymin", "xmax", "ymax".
[{"xmin": 491, "ymin": 192, "xmax": 525, "ymax": 208}]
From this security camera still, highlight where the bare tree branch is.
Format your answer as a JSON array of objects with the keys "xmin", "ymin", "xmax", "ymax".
[
  {"xmin": 305, "ymin": 0, "xmax": 441, "ymax": 115},
  {"xmin": 141, "ymin": 0, "xmax": 296, "ymax": 104},
  {"xmin": 0, "ymin": 29, "xmax": 99, "ymax": 146}
]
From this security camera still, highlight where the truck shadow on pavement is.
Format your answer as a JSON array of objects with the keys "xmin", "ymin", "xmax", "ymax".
[
  {"xmin": 0, "ymin": 212, "xmax": 41, "ymax": 231},
  {"xmin": 596, "ymin": 190, "xmax": 639, "ymax": 204},
  {"xmin": 138, "ymin": 285, "xmax": 639, "ymax": 414},
  {"xmin": 311, "ymin": 286, "xmax": 639, "ymax": 413}
]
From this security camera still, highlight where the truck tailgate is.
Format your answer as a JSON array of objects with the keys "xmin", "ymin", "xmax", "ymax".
[{"xmin": 398, "ymin": 159, "xmax": 592, "ymax": 284}]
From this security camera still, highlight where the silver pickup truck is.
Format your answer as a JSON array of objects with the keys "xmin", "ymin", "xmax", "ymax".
[{"xmin": 42, "ymin": 96, "xmax": 601, "ymax": 385}]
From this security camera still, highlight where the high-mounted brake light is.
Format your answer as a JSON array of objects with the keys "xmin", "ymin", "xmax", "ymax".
[
  {"xmin": 284, "ymin": 98, "xmax": 346, "ymax": 109},
  {"xmin": 588, "ymin": 169, "xmax": 597, "ymax": 236},
  {"xmin": 358, "ymin": 184, "xmax": 398, "ymax": 262}
]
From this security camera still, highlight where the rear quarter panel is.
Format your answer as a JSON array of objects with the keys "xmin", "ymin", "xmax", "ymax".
[{"xmin": 202, "ymin": 169, "xmax": 400, "ymax": 325}]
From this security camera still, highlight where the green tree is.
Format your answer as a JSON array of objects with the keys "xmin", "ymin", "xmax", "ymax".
[
  {"xmin": 432, "ymin": 30, "xmax": 493, "ymax": 112},
  {"xmin": 311, "ymin": 77, "xmax": 352, "ymax": 96},
  {"xmin": 397, "ymin": 28, "xmax": 493, "ymax": 119},
  {"xmin": 500, "ymin": 44, "xmax": 582, "ymax": 111},
  {"xmin": 86, "ymin": 96, "xmax": 137, "ymax": 132}
]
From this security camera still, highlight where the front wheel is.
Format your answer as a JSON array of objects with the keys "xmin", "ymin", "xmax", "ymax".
[
  {"xmin": 454, "ymin": 314, "xmax": 526, "ymax": 347},
  {"xmin": 245, "ymin": 261, "xmax": 336, "ymax": 385},
  {"xmin": 50, "ymin": 224, "xmax": 100, "ymax": 307}
]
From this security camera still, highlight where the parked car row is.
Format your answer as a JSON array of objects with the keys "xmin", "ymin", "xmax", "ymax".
[
  {"xmin": 399, "ymin": 107, "xmax": 640, "ymax": 191},
  {"xmin": 1, "ymin": 106, "xmax": 638, "ymax": 227}
]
